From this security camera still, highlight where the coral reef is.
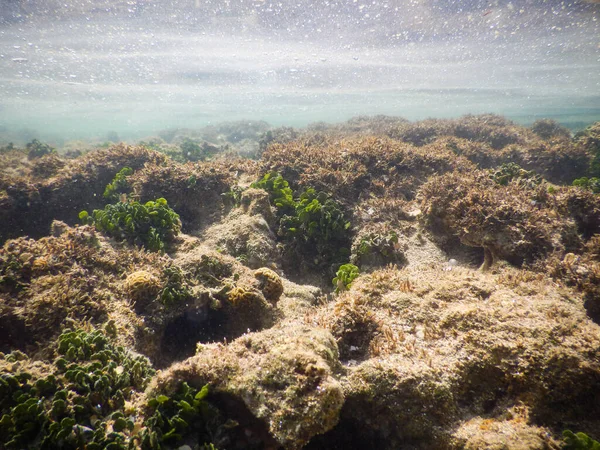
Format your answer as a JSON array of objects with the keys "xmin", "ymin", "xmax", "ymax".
[
  {"xmin": 2, "ymin": 116, "xmax": 600, "ymax": 449},
  {"xmin": 308, "ymin": 265, "xmax": 600, "ymax": 448}
]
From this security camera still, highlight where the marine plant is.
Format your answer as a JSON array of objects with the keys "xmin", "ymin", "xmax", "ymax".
[
  {"xmin": 489, "ymin": 162, "xmax": 541, "ymax": 188},
  {"xmin": 530, "ymin": 119, "xmax": 571, "ymax": 140},
  {"xmin": 252, "ymin": 173, "xmax": 352, "ymax": 272},
  {"xmin": 279, "ymin": 187, "xmax": 351, "ymax": 269},
  {"xmin": 103, "ymin": 167, "xmax": 134, "ymax": 202},
  {"xmin": 179, "ymin": 138, "xmax": 218, "ymax": 162},
  {"xmin": 254, "ymin": 267, "xmax": 284, "ymax": 303},
  {"xmin": 0, "ymin": 324, "xmax": 155, "ymax": 450},
  {"xmin": 25, "ymin": 139, "xmax": 55, "ymax": 160},
  {"xmin": 351, "ymin": 230, "xmax": 400, "ymax": 267},
  {"xmin": 159, "ymin": 265, "xmax": 193, "ymax": 306},
  {"xmin": 563, "ymin": 430, "xmax": 600, "ymax": 450},
  {"xmin": 0, "ymin": 325, "xmax": 227, "ymax": 450},
  {"xmin": 221, "ymin": 185, "xmax": 244, "ymax": 208},
  {"xmin": 572, "ymin": 177, "xmax": 600, "ymax": 194},
  {"xmin": 0, "ymin": 142, "xmax": 15, "ymax": 154},
  {"xmin": 250, "ymin": 172, "xmax": 295, "ymax": 214},
  {"xmin": 142, "ymin": 383, "xmax": 221, "ymax": 448},
  {"xmin": 332, "ymin": 263, "xmax": 360, "ymax": 293},
  {"xmin": 574, "ymin": 122, "xmax": 600, "ymax": 177},
  {"xmin": 79, "ymin": 197, "xmax": 181, "ymax": 252}
]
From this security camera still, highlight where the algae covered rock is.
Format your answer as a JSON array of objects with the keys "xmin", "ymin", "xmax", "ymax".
[
  {"xmin": 150, "ymin": 325, "xmax": 344, "ymax": 449},
  {"xmin": 310, "ymin": 265, "xmax": 600, "ymax": 448}
]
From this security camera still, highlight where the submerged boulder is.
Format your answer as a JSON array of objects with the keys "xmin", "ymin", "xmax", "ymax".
[{"xmin": 150, "ymin": 325, "xmax": 344, "ymax": 449}]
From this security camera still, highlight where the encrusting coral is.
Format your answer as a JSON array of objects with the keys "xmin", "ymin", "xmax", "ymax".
[
  {"xmin": 253, "ymin": 267, "xmax": 284, "ymax": 303},
  {"xmin": 123, "ymin": 270, "xmax": 162, "ymax": 310}
]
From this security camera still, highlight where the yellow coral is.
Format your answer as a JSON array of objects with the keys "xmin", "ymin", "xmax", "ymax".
[
  {"xmin": 124, "ymin": 270, "xmax": 161, "ymax": 304},
  {"xmin": 227, "ymin": 285, "xmax": 264, "ymax": 307},
  {"xmin": 254, "ymin": 267, "xmax": 284, "ymax": 303}
]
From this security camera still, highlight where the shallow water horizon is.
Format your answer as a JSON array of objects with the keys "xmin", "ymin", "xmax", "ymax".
[{"xmin": 1, "ymin": 0, "xmax": 599, "ymax": 143}]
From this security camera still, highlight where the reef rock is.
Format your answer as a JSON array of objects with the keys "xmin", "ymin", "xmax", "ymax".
[{"xmin": 150, "ymin": 325, "xmax": 344, "ymax": 449}]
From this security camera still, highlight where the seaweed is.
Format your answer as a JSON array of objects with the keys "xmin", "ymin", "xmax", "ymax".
[
  {"xmin": 0, "ymin": 324, "xmax": 155, "ymax": 450},
  {"xmin": 142, "ymin": 383, "xmax": 222, "ymax": 448},
  {"xmin": 351, "ymin": 230, "xmax": 402, "ymax": 268},
  {"xmin": 103, "ymin": 167, "xmax": 134, "ymax": 202},
  {"xmin": 252, "ymin": 173, "xmax": 352, "ymax": 273},
  {"xmin": 489, "ymin": 162, "xmax": 541, "ymax": 188},
  {"xmin": 159, "ymin": 265, "xmax": 193, "ymax": 306},
  {"xmin": 26, "ymin": 139, "xmax": 55, "ymax": 160},
  {"xmin": 572, "ymin": 177, "xmax": 600, "ymax": 194},
  {"xmin": 79, "ymin": 198, "xmax": 181, "ymax": 252},
  {"xmin": 0, "ymin": 324, "xmax": 227, "ymax": 450},
  {"xmin": 279, "ymin": 187, "xmax": 351, "ymax": 271},
  {"xmin": 563, "ymin": 430, "xmax": 600, "ymax": 450},
  {"xmin": 250, "ymin": 172, "xmax": 295, "ymax": 215},
  {"xmin": 332, "ymin": 263, "xmax": 360, "ymax": 293},
  {"xmin": 179, "ymin": 138, "xmax": 219, "ymax": 162}
]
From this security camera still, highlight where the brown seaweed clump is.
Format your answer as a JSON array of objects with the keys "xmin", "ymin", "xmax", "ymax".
[
  {"xmin": 123, "ymin": 270, "xmax": 162, "ymax": 309},
  {"xmin": 260, "ymin": 115, "xmax": 590, "ymax": 185},
  {"xmin": 419, "ymin": 170, "xmax": 589, "ymax": 269},
  {"xmin": 260, "ymin": 135, "xmax": 474, "ymax": 206},
  {"xmin": 253, "ymin": 267, "xmax": 284, "ymax": 303}
]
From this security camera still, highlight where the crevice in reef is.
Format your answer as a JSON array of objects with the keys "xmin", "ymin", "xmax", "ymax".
[
  {"xmin": 159, "ymin": 309, "xmax": 228, "ymax": 366},
  {"xmin": 209, "ymin": 393, "xmax": 282, "ymax": 450},
  {"xmin": 304, "ymin": 416, "xmax": 388, "ymax": 450}
]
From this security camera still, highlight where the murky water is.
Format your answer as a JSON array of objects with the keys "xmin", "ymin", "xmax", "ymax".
[{"xmin": 1, "ymin": 0, "xmax": 599, "ymax": 142}]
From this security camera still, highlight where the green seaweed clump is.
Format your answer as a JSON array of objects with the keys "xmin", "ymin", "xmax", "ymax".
[
  {"xmin": 332, "ymin": 263, "xmax": 360, "ymax": 293},
  {"xmin": 352, "ymin": 230, "xmax": 401, "ymax": 267},
  {"xmin": 0, "ymin": 325, "xmax": 155, "ymax": 450},
  {"xmin": 563, "ymin": 430, "xmax": 600, "ymax": 450},
  {"xmin": 26, "ymin": 139, "xmax": 55, "ymax": 160},
  {"xmin": 572, "ymin": 177, "xmax": 600, "ymax": 194},
  {"xmin": 0, "ymin": 253, "xmax": 26, "ymax": 292},
  {"xmin": 489, "ymin": 162, "xmax": 541, "ymax": 188},
  {"xmin": 250, "ymin": 172, "xmax": 295, "ymax": 214},
  {"xmin": 159, "ymin": 265, "xmax": 194, "ymax": 306},
  {"xmin": 141, "ymin": 382, "xmax": 223, "ymax": 449},
  {"xmin": 279, "ymin": 187, "xmax": 351, "ymax": 270},
  {"xmin": 252, "ymin": 173, "xmax": 352, "ymax": 272},
  {"xmin": 0, "ymin": 142, "xmax": 15, "ymax": 154},
  {"xmin": 79, "ymin": 198, "xmax": 181, "ymax": 252},
  {"xmin": 179, "ymin": 138, "xmax": 219, "ymax": 162},
  {"xmin": 103, "ymin": 167, "xmax": 134, "ymax": 202}
]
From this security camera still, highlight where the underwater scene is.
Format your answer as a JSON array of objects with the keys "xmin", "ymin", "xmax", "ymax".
[{"xmin": 1, "ymin": 1, "xmax": 600, "ymax": 449}]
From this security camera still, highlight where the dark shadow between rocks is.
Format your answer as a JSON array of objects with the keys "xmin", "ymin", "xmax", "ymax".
[
  {"xmin": 304, "ymin": 416, "xmax": 387, "ymax": 450},
  {"xmin": 159, "ymin": 308, "xmax": 228, "ymax": 367},
  {"xmin": 209, "ymin": 392, "xmax": 282, "ymax": 450}
]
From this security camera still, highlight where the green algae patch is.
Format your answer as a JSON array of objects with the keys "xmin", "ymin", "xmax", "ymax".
[
  {"xmin": 80, "ymin": 197, "xmax": 181, "ymax": 252},
  {"xmin": 0, "ymin": 325, "xmax": 227, "ymax": 450}
]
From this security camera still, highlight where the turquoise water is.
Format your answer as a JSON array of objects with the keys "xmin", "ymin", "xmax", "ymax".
[{"xmin": 1, "ymin": 0, "xmax": 599, "ymax": 142}]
